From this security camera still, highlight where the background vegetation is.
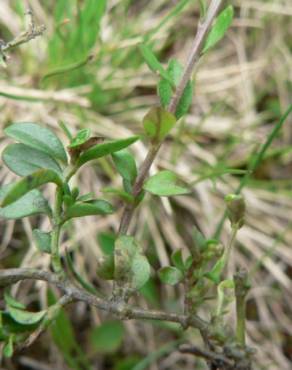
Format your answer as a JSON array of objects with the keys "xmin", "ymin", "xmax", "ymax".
[{"xmin": 0, "ymin": 0, "xmax": 291, "ymax": 369}]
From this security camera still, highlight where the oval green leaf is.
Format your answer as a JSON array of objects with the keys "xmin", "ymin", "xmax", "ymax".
[
  {"xmin": 68, "ymin": 128, "xmax": 91, "ymax": 149},
  {"xmin": 112, "ymin": 149, "xmax": 137, "ymax": 183},
  {"xmin": 7, "ymin": 306, "xmax": 46, "ymax": 325},
  {"xmin": 131, "ymin": 254, "xmax": 151, "ymax": 289},
  {"xmin": 1, "ymin": 169, "xmax": 63, "ymax": 207},
  {"xmin": 90, "ymin": 320, "xmax": 124, "ymax": 354},
  {"xmin": 0, "ymin": 190, "xmax": 51, "ymax": 219},
  {"xmin": 143, "ymin": 107, "xmax": 176, "ymax": 142},
  {"xmin": 4, "ymin": 291, "xmax": 26, "ymax": 310},
  {"xmin": 3, "ymin": 335, "xmax": 14, "ymax": 358},
  {"xmin": 203, "ymin": 5, "xmax": 234, "ymax": 53},
  {"xmin": 33, "ymin": 229, "xmax": 52, "ymax": 254},
  {"xmin": 138, "ymin": 44, "xmax": 174, "ymax": 86},
  {"xmin": 77, "ymin": 136, "xmax": 140, "ymax": 166},
  {"xmin": 158, "ymin": 266, "xmax": 183, "ymax": 285},
  {"xmin": 171, "ymin": 249, "xmax": 185, "ymax": 272},
  {"xmin": 143, "ymin": 170, "xmax": 189, "ymax": 196},
  {"xmin": 5, "ymin": 122, "xmax": 67, "ymax": 163},
  {"xmin": 65, "ymin": 200, "xmax": 115, "ymax": 219},
  {"xmin": 2, "ymin": 143, "xmax": 62, "ymax": 176}
]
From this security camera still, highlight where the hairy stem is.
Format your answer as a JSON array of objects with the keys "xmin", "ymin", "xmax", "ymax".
[
  {"xmin": 51, "ymin": 188, "xmax": 64, "ymax": 275},
  {"xmin": 118, "ymin": 0, "xmax": 223, "ymax": 235}
]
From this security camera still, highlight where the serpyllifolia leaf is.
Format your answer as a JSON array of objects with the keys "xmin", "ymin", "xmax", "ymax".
[
  {"xmin": 158, "ymin": 266, "xmax": 184, "ymax": 285},
  {"xmin": 33, "ymin": 229, "xmax": 52, "ymax": 254},
  {"xmin": 64, "ymin": 200, "xmax": 115, "ymax": 219},
  {"xmin": 4, "ymin": 122, "xmax": 67, "ymax": 163},
  {"xmin": 77, "ymin": 136, "xmax": 140, "ymax": 166},
  {"xmin": 112, "ymin": 149, "xmax": 137, "ymax": 184},
  {"xmin": 1, "ymin": 169, "xmax": 63, "ymax": 207},
  {"xmin": 203, "ymin": 5, "xmax": 234, "ymax": 54},
  {"xmin": 2, "ymin": 143, "xmax": 62, "ymax": 176},
  {"xmin": 157, "ymin": 59, "xmax": 193, "ymax": 119},
  {"xmin": 143, "ymin": 107, "xmax": 176, "ymax": 142},
  {"xmin": 143, "ymin": 170, "xmax": 189, "ymax": 196},
  {"xmin": 0, "ymin": 189, "xmax": 51, "ymax": 219}
]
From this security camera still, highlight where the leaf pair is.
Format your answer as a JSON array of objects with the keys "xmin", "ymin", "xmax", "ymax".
[
  {"xmin": 1, "ymin": 122, "xmax": 66, "ymax": 213},
  {"xmin": 157, "ymin": 59, "xmax": 193, "ymax": 119},
  {"xmin": 158, "ymin": 249, "xmax": 192, "ymax": 286}
]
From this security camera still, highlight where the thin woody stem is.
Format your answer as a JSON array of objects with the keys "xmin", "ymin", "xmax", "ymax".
[
  {"xmin": 1, "ymin": 9, "xmax": 45, "ymax": 53},
  {"xmin": 0, "ymin": 268, "xmax": 208, "ymax": 333},
  {"xmin": 118, "ymin": 0, "xmax": 223, "ymax": 235}
]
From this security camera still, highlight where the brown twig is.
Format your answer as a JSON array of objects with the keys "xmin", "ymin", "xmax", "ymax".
[
  {"xmin": 179, "ymin": 344, "xmax": 234, "ymax": 367},
  {"xmin": 0, "ymin": 268, "xmax": 208, "ymax": 332},
  {"xmin": 118, "ymin": 0, "xmax": 223, "ymax": 235},
  {"xmin": 0, "ymin": 8, "xmax": 45, "ymax": 66}
]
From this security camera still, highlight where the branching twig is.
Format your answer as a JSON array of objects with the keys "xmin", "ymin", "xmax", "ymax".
[
  {"xmin": 0, "ymin": 268, "xmax": 208, "ymax": 332},
  {"xmin": 0, "ymin": 8, "xmax": 45, "ymax": 66},
  {"xmin": 118, "ymin": 0, "xmax": 223, "ymax": 234},
  {"xmin": 179, "ymin": 344, "xmax": 234, "ymax": 367}
]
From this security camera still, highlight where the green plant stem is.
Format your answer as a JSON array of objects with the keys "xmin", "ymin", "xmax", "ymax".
[
  {"xmin": 214, "ymin": 104, "xmax": 292, "ymax": 239},
  {"xmin": 118, "ymin": 0, "xmax": 223, "ymax": 235},
  {"xmin": 224, "ymin": 225, "xmax": 239, "ymax": 270},
  {"xmin": 51, "ymin": 188, "xmax": 64, "ymax": 276},
  {"xmin": 234, "ymin": 269, "xmax": 250, "ymax": 347}
]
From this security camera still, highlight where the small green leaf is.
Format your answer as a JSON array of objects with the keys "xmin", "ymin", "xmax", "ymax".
[
  {"xmin": 77, "ymin": 136, "xmax": 140, "ymax": 166},
  {"xmin": 157, "ymin": 78, "xmax": 172, "ymax": 109},
  {"xmin": 68, "ymin": 128, "xmax": 91, "ymax": 148},
  {"xmin": 4, "ymin": 292, "xmax": 26, "ymax": 310},
  {"xmin": 97, "ymin": 232, "xmax": 116, "ymax": 255},
  {"xmin": 1, "ymin": 169, "xmax": 63, "ymax": 207},
  {"xmin": 65, "ymin": 200, "xmax": 115, "ymax": 219},
  {"xmin": 131, "ymin": 254, "xmax": 151, "ymax": 289},
  {"xmin": 2, "ymin": 143, "xmax": 62, "ymax": 176},
  {"xmin": 0, "ymin": 190, "xmax": 51, "ymax": 219},
  {"xmin": 168, "ymin": 59, "xmax": 184, "ymax": 85},
  {"xmin": 158, "ymin": 266, "xmax": 183, "ymax": 285},
  {"xmin": 143, "ymin": 107, "xmax": 176, "ymax": 142},
  {"xmin": 33, "ymin": 229, "xmax": 52, "ymax": 254},
  {"xmin": 114, "ymin": 236, "xmax": 139, "ymax": 281},
  {"xmin": 7, "ymin": 306, "xmax": 46, "ymax": 325},
  {"xmin": 203, "ymin": 5, "xmax": 234, "ymax": 53},
  {"xmin": 175, "ymin": 80, "xmax": 193, "ymax": 119},
  {"xmin": 102, "ymin": 187, "xmax": 135, "ymax": 203},
  {"xmin": 171, "ymin": 249, "xmax": 185, "ymax": 272},
  {"xmin": 5, "ymin": 122, "xmax": 67, "ymax": 163},
  {"xmin": 138, "ymin": 44, "xmax": 174, "ymax": 86},
  {"xmin": 157, "ymin": 59, "xmax": 193, "ymax": 118},
  {"xmin": 3, "ymin": 335, "xmax": 14, "ymax": 358},
  {"xmin": 205, "ymin": 256, "xmax": 226, "ymax": 284},
  {"xmin": 112, "ymin": 149, "xmax": 137, "ymax": 183},
  {"xmin": 90, "ymin": 320, "xmax": 124, "ymax": 354},
  {"xmin": 199, "ymin": 0, "xmax": 207, "ymax": 19},
  {"xmin": 77, "ymin": 192, "xmax": 95, "ymax": 202},
  {"xmin": 143, "ymin": 170, "xmax": 189, "ymax": 196}
]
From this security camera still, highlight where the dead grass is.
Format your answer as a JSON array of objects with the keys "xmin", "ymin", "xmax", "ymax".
[{"xmin": 0, "ymin": 0, "xmax": 291, "ymax": 369}]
